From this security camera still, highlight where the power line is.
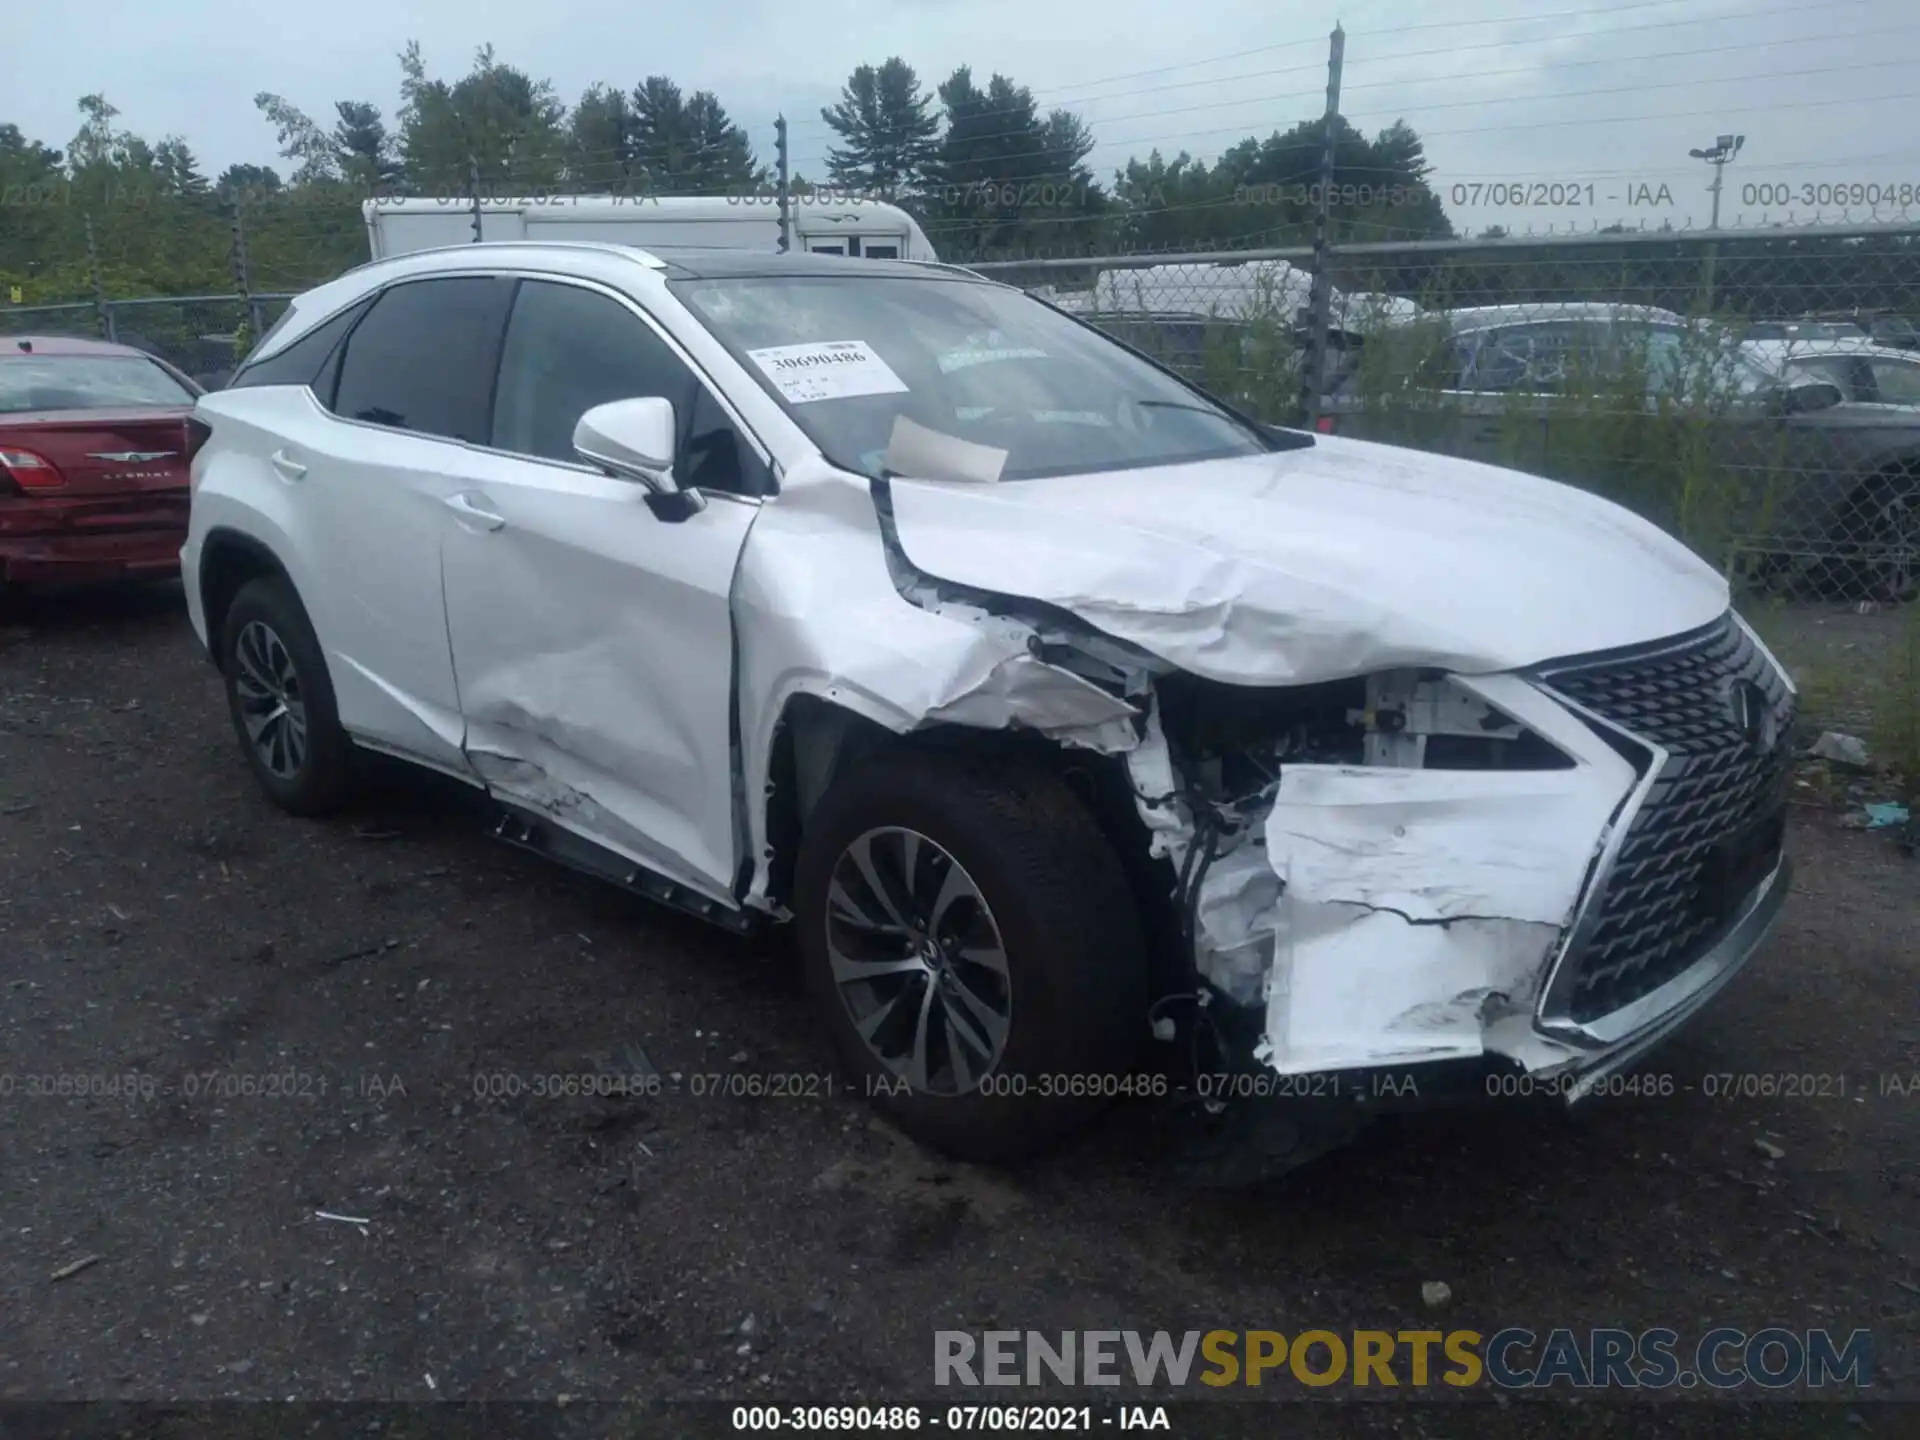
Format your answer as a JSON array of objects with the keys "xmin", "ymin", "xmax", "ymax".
[
  {"xmin": 783, "ymin": 0, "xmax": 1854, "ymax": 134},
  {"xmin": 783, "ymin": 0, "xmax": 1876, "ymax": 142},
  {"xmin": 790, "ymin": 9, "xmax": 1899, "ymax": 178}
]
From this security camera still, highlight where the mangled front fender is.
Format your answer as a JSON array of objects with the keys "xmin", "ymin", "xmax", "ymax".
[{"xmin": 732, "ymin": 460, "xmax": 1148, "ymax": 913}]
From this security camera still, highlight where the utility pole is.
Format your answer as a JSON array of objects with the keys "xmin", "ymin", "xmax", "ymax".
[
  {"xmin": 83, "ymin": 212, "xmax": 115, "ymax": 342},
  {"xmin": 469, "ymin": 156, "xmax": 484, "ymax": 243},
  {"xmin": 1689, "ymin": 133, "xmax": 1743, "ymax": 310},
  {"xmin": 775, "ymin": 116, "xmax": 791, "ymax": 253},
  {"xmin": 228, "ymin": 188, "xmax": 263, "ymax": 351},
  {"xmin": 1300, "ymin": 23, "xmax": 1345, "ymax": 428}
]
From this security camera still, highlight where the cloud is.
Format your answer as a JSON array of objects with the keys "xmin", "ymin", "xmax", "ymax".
[{"xmin": 9, "ymin": 0, "xmax": 1916, "ymax": 232}]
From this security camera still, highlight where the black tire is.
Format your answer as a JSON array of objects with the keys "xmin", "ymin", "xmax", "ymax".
[
  {"xmin": 218, "ymin": 575, "xmax": 355, "ymax": 815},
  {"xmin": 794, "ymin": 747, "xmax": 1149, "ymax": 1163}
]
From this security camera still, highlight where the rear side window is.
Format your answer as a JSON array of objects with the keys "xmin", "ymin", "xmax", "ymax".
[
  {"xmin": 332, "ymin": 277, "xmax": 515, "ymax": 442},
  {"xmin": 0, "ymin": 354, "xmax": 197, "ymax": 413},
  {"xmin": 227, "ymin": 296, "xmax": 374, "ymax": 396}
]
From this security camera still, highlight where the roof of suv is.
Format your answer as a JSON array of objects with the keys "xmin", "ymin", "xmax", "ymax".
[
  {"xmin": 642, "ymin": 248, "xmax": 978, "ymax": 282},
  {"xmin": 249, "ymin": 242, "xmax": 997, "ymax": 364},
  {"xmin": 1435, "ymin": 302, "xmax": 1688, "ymax": 334}
]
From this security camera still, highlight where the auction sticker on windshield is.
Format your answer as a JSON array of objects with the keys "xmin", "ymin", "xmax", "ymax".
[{"xmin": 747, "ymin": 340, "xmax": 909, "ymax": 404}]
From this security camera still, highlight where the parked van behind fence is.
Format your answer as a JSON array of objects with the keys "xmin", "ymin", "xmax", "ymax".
[{"xmin": 361, "ymin": 195, "xmax": 940, "ymax": 263}]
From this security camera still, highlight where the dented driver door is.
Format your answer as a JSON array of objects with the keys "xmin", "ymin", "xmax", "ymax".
[{"xmin": 437, "ymin": 276, "xmax": 767, "ymax": 904}]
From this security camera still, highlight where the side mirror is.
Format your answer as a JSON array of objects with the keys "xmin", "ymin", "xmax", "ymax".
[
  {"xmin": 572, "ymin": 397, "xmax": 706, "ymax": 516},
  {"xmin": 1776, "ymin": 380, "xmax": 1843, "ymax": 415}
]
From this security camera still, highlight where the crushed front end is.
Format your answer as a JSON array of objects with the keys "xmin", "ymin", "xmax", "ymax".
[{"xmin": 1126, "ymin": 610, "xmax": 1797, "ymax": 1139}]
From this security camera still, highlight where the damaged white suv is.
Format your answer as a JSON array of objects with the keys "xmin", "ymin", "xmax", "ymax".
[{"xmin": 183, "ymin": 243, "xmax": 1796, "ymax": 1163}]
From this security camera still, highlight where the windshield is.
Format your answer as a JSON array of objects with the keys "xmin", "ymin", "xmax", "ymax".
[
  {"xmin": 672, "ymin": 275, "xmax": 1273, "ymax": 481},
  {"xmin": 0, "ymin": 354, "xmax": 197, "ymax": 413}
]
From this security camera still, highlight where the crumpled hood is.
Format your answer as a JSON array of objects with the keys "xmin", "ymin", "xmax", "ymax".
[{"xmin": 884, "ymin": 432, "xmax": 1729, "ymax": 685}]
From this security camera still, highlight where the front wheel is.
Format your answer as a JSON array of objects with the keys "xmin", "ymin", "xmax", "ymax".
[{"xmin": 793, "ymin": 748, "xmax": 1149, "ymax": 1162}]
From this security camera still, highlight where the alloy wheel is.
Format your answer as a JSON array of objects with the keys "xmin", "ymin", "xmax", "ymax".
[
  {"xmin": 823, "ymin": 826, "xmax": 1012, "ymax": 1096},
  {"xmin": 232, "ymin": 619, "xmax": 309, "ymax": 780}
]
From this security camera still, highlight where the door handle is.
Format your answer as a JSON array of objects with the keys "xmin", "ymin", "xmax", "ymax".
[
  {"xmin": 444, "ymin": 491, "xmax": 506, "ymax": 531},
  {"xmin": 269, "ymin": 449, "xmax": 307, "ymax": 481}
]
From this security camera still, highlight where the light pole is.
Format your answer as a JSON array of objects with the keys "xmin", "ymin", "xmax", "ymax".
[
  {"xmin": 1689, "ymin": 134, "xmax": 1744, "ymax": 310},
  {"xmin": 1689, "ymin": 133, "xmax": 1745, "ymax": 229}
]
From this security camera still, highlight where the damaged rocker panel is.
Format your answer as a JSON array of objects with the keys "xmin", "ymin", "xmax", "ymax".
[{"xmin": 487, "ymin": 801, "xmax": 761, "ymax": 935}]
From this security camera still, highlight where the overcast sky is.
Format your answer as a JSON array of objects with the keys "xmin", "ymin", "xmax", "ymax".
[{"xmin": 11, "ymin": 0, "xmax": 1919, "ymax": 235}]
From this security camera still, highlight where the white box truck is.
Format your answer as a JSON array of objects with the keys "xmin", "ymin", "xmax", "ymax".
[{"xmin": 361, "ymin": 194, "xmax": 939, "ymax": 262}]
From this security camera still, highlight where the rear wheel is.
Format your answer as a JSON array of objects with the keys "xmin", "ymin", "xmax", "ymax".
[
  {"xmin": 794, "ymin": 748, "xmax": 1149, "ymax": 1162},
  {"xmin": 218, "ymin": 576, "xmax": 355, "ymax": 815}
]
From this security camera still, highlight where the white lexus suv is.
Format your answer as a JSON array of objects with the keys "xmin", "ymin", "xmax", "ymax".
[{"xmin": 183, "ymin": 242, "xmax": 1797, "ymax": 1164}]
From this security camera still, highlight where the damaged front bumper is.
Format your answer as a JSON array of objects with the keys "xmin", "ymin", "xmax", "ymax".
[{"xmin": 1131, "ymin": 614, "xmax": 1797, "ymax": 1115}]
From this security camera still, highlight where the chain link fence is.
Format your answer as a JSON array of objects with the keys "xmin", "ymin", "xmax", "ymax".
[
  {"xmin": 6, "ymin": 204, "xmax": 1916, "ymax": 613},
  {"xmin": 975, "ymin": 222, "xmax": 1920, "ymax": 611},
  {"xmin": 0, "ymin": 293, "xmax": 296, "ymax": 389}
]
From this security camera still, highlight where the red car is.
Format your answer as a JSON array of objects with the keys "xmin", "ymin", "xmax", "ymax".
[{"xmin": 0, "ymin": 334, "xmax": 208, "ymax": 593}]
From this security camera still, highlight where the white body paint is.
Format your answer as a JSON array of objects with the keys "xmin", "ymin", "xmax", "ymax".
[{"xmin": 185, "ymin": 242, "xmax": 1790, "ymax": 1093}]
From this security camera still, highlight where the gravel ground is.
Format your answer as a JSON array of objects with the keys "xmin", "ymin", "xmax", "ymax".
[{"xmin": 1, "ymin": 583, "xmax": 1915, "ymax": 1437}]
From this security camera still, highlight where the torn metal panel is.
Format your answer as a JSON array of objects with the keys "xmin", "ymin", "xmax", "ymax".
[
  {"xmin": 732, "ymin": 460, "xmax": 1148, "ymax": 912},
  {"xmin": 465, "ymin": 741, "xmax": 736, "ymax": 906},
  {"xmin": 1168, "ymin": 672, "xmax": 1643, "ymax": 1074},
  {"xmin": 882, "ymin": 434, "xmax": 1729, "ymax": 687},
  {"xmin": 1260, "ymin": 902, "xmax": 1567, "ymax": 1072}
]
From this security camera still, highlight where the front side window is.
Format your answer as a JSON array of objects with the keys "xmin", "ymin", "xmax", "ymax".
[
  {"xmin": 674, "ymin": 274, "xmax": 1273, "ymax": 481},
  {"xmin": 490, "ymin": 279, "xmax": 768, "ymax": 495},
  {"xmin": 331, "ymin": 277, "xmax": 514, "ymax": 442},
  {"xmin": 1867, "ymin": 357, "xmax": 1920, "ymax": 406},
  {"xmin": 0, "ymin": 354, "xmax": 197, "ymax": 413}
]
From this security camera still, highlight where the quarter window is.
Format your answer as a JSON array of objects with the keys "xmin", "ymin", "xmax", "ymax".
[{"xmin": 227, "ymin": 296, "xmax": 374, "ymax": 397}]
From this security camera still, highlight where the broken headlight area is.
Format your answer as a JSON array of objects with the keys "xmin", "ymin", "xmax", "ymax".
[
  {"xmin": 1153, "ymin": 666, "xmax": 1574, "ymax": 813},
  {"xmin": 1129, "ymin": 666, "xmax": 1624, "ymax": 1093}
]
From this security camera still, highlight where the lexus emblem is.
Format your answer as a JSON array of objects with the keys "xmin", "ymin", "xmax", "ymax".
[{"xmin": 1727, "ymin": 678, "xmax": 1776, "ymax": 751}]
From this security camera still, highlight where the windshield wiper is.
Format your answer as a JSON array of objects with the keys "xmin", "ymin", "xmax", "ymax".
[
  {"xmin": 1130, "ymin": 399, "xmax": 1227, "ymax": 418},
  {"xmin": 1133, "ymin": 396, "xmax": 1316, "ymax": 450}
]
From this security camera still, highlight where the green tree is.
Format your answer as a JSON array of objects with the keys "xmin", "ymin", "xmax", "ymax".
[
  {"xmin": 628, "ymin": 76, "xmax": 763, "ymax": 195},
  {"xmin": 254, "ymin": 92, "xmax": 341, "ymax": 186},
  {"xmin": 153, "ymin": 138, "xmax": 211, "ymax": 200},
  {"xmin": 397, "ymin": 42, "xmax": 566, "ymax": 193},
  {"xmin": 216, "ymin": 162, "xmax": 283, "ymax": 198},
  {"xmin": 928, "ymin": 67, "xmax": 1104, "ymax": 259},
  {"xmin": 565, "ymin": 83, "xmax": 636, "ymax": 191},
  {"xmin": 332, "ymin": 102, "xmax": 401, "ymax": 194},
  {"xmin": 821, "ymin": 58, "xmax": 940, "ymax": 200},
  {"xmin": 0, "ymin": 123, "xmax": 68, "ymax": 285}
]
